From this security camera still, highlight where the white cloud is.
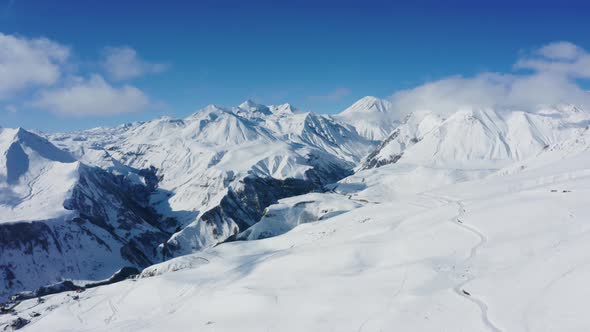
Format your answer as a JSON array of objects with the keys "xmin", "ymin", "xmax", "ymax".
[
  {"xmin": 0, "ymin": 34, "xmax": 162, "ymax": 117},
  {"xmin": 102, "ymin": 46, "xmax": 168, "ymax": 81},
  {"xmin": 34, "ymin": 75, "xmax": 149, "ymax": 116},
  {"xmin": 388, "ymin": 41, "xmax": 590, "ymax": 118},
  {"xmin": 535, "ymin": 41, "xmax": 584, "ymax": 61},
  {"xmin": 0, "ymin": 33, "xmax": 69, "ymax": 99}
]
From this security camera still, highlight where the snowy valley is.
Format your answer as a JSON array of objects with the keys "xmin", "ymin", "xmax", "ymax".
[{"xmin": 2, "ymin": 96, "xmax": 590, "ymax": 331}]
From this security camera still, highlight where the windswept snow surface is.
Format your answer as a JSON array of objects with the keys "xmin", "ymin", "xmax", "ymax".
[{"xmin": 6, "ymin": 115, "xmax": 590, "ymax": 331}]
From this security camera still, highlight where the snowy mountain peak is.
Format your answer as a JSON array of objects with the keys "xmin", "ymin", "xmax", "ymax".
[
  {"xmin": 0, "ymin": 127, "xmax": 80, "ymax": 225},
  {"xmin": 335, "ymin": 96, "xmax": 398, "ymax": 141},
  {"xmin": 340, "ymin": 96, "xmax": 393, "ymax": 116},
  {"xmin": 201, "ymin": 103, "xmax": 230, "ymax": 114},
  {"xmin": 238, "ymin": 99, "xmax": 258, "ymax": 108},
  {"xmin": 237, "ymin": 99, "xmax": 272, "ymax": 116},
  {"xmin": 269, "ymin": 103, "xmax": 297, "ymax": 114},
  {"xmin": 0, "ymin": 127, "xmax": 176, "ymax": 302},
  {"xmin": 1, "ymin": 127, "xmax": 75, "ymax": 166}
]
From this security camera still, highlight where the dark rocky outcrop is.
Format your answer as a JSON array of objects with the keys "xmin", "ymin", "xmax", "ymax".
[{"xmin": 85, "ymin": 267, "xmax": 140, "ymax": 288}]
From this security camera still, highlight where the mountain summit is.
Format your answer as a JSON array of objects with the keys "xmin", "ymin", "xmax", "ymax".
[
  {"xmin": 340, "ymin": 96, "xmax": 393, "ymax": 115},
  {"xmin": 336, "ymin": 96, "xmax": 398, "ymax": 141}
]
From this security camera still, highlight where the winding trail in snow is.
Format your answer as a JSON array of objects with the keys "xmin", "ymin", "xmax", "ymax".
[
  {"xmin": 421, "ymin": 193, "xmax": 503, "ymax": 332},
  {"xmin": 450, "ymin": 200, "xmax": 502, "ymax": 332}
]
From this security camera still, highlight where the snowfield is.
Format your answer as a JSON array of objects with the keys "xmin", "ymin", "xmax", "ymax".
[{"xmin": 4, "ymin": 120, "xmax": 590, "ymax": 331}]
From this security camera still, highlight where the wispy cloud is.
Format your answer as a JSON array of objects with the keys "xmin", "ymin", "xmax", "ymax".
[
  {"xmin": 388, "ymin": 41, "xmax": 590, "ymax": 118},
  {"xmin": 514, "ymin": 41, "xmax": 590, "ymax": 78},
  {"xmin": 308, "ymin": 87, "xmax": 352, "ymax": 102},
  {"xmin": 101, "ymin": 46, "xmax": 169, "ymax": 81}
]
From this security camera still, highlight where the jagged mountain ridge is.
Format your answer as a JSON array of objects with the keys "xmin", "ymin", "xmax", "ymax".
[
  {"xmin": 46, "ymin": 101, "xmax": 375, "ymax": 260},
  {"xmin": 0, "ymin": 100, "xmax": 378, "ymax": 300}
]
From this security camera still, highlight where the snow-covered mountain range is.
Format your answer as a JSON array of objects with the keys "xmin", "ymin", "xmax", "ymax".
[
  {"xmin": 0, "ymin": 99, "xmax": 377, "ymax": 301},
  {"xmin": 47, "ymin": 101, "xmax": 373, "ymax": 258},
  {"xmin": 2, "ymin": 96, "xmax": 590, "ymax": 331},
  {"xmin": 360, "ymin": 105, "xmax": 588, "ymax": 170}
]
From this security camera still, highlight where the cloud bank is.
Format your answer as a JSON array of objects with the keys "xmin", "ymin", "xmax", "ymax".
[
  {"xmin": 0, "ymin": 33, "xmax": 166, "ymax": 116},
  {"xmin": 0, "ymin": 33, "xmax": 69, "ymax": 99},
  {"xmin": 388, "ymin": 41, "xmax": 590, "ymax": 118},
  {"xmin": 35, "ymin": 75, "xmax": 149, "ymax": 116}
]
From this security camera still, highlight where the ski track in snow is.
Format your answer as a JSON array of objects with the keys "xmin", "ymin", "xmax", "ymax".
[{"xmin": 105, "ymin": 299, "xmax": 118, "ymax": 325}]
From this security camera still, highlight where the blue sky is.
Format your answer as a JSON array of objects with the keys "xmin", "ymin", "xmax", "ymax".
[{"xmin": 1, "ymin": 0, "xmax": 589, "ymax": 132}]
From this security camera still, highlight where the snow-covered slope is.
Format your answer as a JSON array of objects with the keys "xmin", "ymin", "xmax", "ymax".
[
  {"xmin": 0, "ymin": 128, "xmax": 77, "ymax": 223},
  {"xmin": 0, "ymin": 128, "xmax": 173, "ymax": 301},
  {"xmin": 7, "ymin": 122, "xmax": 590, "ymax": 331},
  {"xmin": 336, "ymin": 96, "xmax": 399, "ymax": 141}
]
